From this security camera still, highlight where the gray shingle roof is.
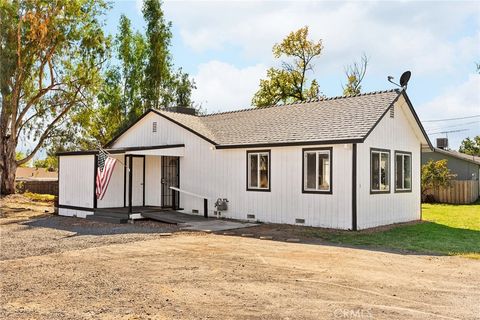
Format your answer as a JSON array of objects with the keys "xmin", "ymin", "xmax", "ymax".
[
  {"xmin": 156, "ymin": 89, "xmax": 401, "ymax": 147},
  {"xmin": 431, "ymin": 147, "xmax": 480, "ymax": 165}
]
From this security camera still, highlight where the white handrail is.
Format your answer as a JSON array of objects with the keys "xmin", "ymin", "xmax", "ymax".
[
  {"xmin": 169, "ymin": 186, "xmax": 209, "ymax": 218},
  {"xmin": 169, "ymin": 187, "xmax": 209, "ymax": 200}
]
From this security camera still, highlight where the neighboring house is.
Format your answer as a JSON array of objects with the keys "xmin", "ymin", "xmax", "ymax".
[
  {"xmin": 57, "ymin": 89, "xmax": 432, "ymax": 230},
  {"xmin": 15, "ymin": 167, "xmax": 58, "ymax": 195},
  {"xmin": 422, "ymin": 142, "xmax": 480, "ymax": 180},
  {"xmin": 16, "ymin": 167, "xmax": 58, "ymax": 181},
  {"xmin": 422, "ymin": 141, "xmax": 480, "ymax": 203}
]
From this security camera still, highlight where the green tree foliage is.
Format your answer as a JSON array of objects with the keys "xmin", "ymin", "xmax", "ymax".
[
  {"xmin": 0, "ymin": 0, "xmax": 109, "ymax": 194},
  {"xmin": 142, "ymin": 0, "xmax": 195, "ymax": 110},
  {"xmin": 252, "ymin": 26, "xmax": 323, "ymax": 107},
  {"xmin": 459, "ymin": 136, "xmax": 480, "ymax": 156},
  {"xmin": 15, "ymin": 152, "xmax": 29, "ymax": 168},
  {"xmin": 33, "ymin": 153, "xmax": 57, "ymax": 171},
  {"xmin": 343, "ymin": 53, "xmax": 368, "ymax": 96},
  {"xmin": 421, "ymin": 160, "xmax": 455, "ymax": 199}
]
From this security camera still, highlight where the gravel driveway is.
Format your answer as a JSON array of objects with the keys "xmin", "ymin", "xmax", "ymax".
[{"xmin": 1, "ymin": 200, "xmax": 479, "ymax": 319}]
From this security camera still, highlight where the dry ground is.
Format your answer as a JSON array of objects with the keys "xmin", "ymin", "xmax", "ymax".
[{"xmin": 1, "ymin": 196, "xmax": 479, "ymax": 320}]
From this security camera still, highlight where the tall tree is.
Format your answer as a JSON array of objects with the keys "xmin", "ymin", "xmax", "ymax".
[
  {"xmin": 0, "ymin": 0, "xmax": 109, "ymax": 195},
  {"xmin": 252, "ymin": 26, "xmax": 323, "ymax": 107},
  {"xmin": 459, "ymin": 136, "xmax": 480, "ymax": 156},
  {"xmin": 142, "ymin": 0, "xmax": 173, "ymax": 109},
  {"xmin": 117, "ymin": 15, "xmax": 147, "ymax": 121},
  {"xmin": 343, "ymin": 53, "xmax": 368, "ymax": 96}
]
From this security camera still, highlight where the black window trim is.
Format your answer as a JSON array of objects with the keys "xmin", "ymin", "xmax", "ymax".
[
  {"xmin": 394, "ymin": 150, "xmax": 413, "ymax": 193},
  {"xmin": 302, "ymin": 147, "xmax": 333, "ymax": 194},
  {"xmin": 370, "ymin": 148, "xmax": 391, "ymax": 194},
  {"xmin": 246, "ymin": 149, "xmax": 271, "ymax": 192}
]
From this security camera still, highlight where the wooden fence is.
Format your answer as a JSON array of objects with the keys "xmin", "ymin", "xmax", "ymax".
[
  {"xmin": 16, "ymin": 179, "xmax": 58, "ymax": 196},
  {"xmin": 427, "ymin": 180, "xmax": 479, "ymax": 204}
]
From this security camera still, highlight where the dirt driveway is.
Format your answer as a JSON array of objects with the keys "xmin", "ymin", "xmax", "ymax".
[{"xmin": 1, "ymin": 201, "xmax": 479, "ymax": 319}]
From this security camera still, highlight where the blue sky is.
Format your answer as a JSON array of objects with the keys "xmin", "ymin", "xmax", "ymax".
[
  {"xmin": 27, "ymin": 0, "xmax": 480, "ymax": 157},
  {"xmin": 110, "ymin": 0, "xmax": 478, "ymax": 150}
]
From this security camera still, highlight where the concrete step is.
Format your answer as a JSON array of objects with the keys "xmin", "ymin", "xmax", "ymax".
[
  {"xmin": 93, "ymin": 210, "xmax": 130, "ymax": 219},
  {"xmin": 86, "ymin": 214, "xmax": 128, "ymax": 224}
]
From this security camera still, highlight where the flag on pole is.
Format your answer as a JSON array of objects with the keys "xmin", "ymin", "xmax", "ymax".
[{"xmin": 96, "ymin": 149, "xmax": 117, "ymax": 200}]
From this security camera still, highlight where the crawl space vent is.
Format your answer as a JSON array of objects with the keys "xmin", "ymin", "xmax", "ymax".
[
  {"xmin": 152, "ymin": 121, "xmax": 157, "ymax": 133},
  {"xmin": 389, "ymin": 106, "xmax": 394, "ymax": 118},
  {"xmin": 295, "ymin": 218, "xmax": 305, "ymax": 224},
  {"xmin": 247, "ymin": 214, "xmax": 255, "ymax": 219},
  {"xmin": 192, "ymin": 209, "xmax": 199, "ymax": 214}
]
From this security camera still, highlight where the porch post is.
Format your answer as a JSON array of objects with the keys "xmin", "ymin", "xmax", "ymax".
[{"xmin": 128, "ymin": 155, "xmax": 133, "ymax": 214}]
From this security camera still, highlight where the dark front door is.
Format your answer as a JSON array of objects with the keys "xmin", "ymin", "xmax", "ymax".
[{"xmin": 161, "ymin": 156, "xmax": 179, "ymax": 208}]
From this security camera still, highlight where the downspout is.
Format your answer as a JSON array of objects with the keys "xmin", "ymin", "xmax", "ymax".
[{"xmin": 352, "ymin": 143, "xmax": 358, "ymax": 231}]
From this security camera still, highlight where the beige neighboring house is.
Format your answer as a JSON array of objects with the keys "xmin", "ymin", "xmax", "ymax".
[{"xmin": 16, "ymin": 167, "xmax": 58, "ymax": 181}]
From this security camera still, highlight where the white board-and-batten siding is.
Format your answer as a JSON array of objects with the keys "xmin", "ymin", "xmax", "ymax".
[
  {"xmin": 59, "ymin": 94, "xmax": 425, "ymax": 230},
  {"xmin": 58, "ymin": 155, "xmax": 95, "ymax": 218},
  {"xmin": 112, "ymin": 112, "xmax": 353, "ymax": 229},
  {"xmin": 356, "ymin": 95, "xmax": 422, "ymax": 229}
]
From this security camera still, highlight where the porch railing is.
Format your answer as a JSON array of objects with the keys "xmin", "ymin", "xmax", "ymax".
[{"xmin": 170, "ymin": 186, "xmax": 209, "ymax": 218}]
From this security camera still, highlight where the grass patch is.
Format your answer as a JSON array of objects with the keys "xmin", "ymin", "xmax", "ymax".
[
  {"xmin": 23, "ymin": 192, "xmax": 56, "ymax": 202},
  {"xmin": 302, "ymin": 202, "xmax": 480, "ymax": 258}
]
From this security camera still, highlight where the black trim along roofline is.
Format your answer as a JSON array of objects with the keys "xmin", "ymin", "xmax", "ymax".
[
  {"xmin": 56, "ymin": 144, "xmax": 185, "ymax": 156},
  {"xmin": 104, "ymin": 109, "xmax": 218, "ymax": 148},
  {"xmin": 216, "ymin": 139, "xmax": 363, "ymax": 150}
]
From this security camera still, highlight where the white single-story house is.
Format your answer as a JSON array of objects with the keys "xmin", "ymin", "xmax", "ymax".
[{"xmin": 57, "ymin": 89, "xmax": 432, "ymax": 230}]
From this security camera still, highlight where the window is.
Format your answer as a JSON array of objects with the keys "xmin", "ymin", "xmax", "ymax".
[
  {"xmin": 395, "ymin": 151, "xmax": 412, "ymax": 192},
  {"xmin": 303, "ymin": 148, "xmax": 332, "ymax": 193},
  {"xmin": 371, "ymin": 149, "xmax": 390, "ymax": 193},
  {"xmin": 247, "ymin": 150, "xmax": 270, "ymax": 191}
]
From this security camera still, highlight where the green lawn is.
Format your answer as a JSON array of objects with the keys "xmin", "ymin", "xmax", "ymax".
[{"xmin": 302, "ymin": 202, "xmax": 480, "ymax": 258}]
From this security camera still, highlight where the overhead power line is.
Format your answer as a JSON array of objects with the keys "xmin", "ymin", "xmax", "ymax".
[
  {"xmin": 428, "ymin": 129, "xmax": 470, "ymax": 135},
  {"xmin": 422, "ymin": 115, "xmax": 480, "ymax": 123},
  {"xmin": 425, "ymin": 120, "xmax": 480, "ymax": 131}
]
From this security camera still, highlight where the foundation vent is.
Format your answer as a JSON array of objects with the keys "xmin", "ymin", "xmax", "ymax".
[
  {"xmin": 192, "ymin": 209, "xmax": 199, "ymax": 214},
  {"xmin": 295, "ymin": 218, "xmax": 305, "ymax": 224},
  {"xmin": 247, "ymin": 214, "xmax": 255, "ymax": 219}
]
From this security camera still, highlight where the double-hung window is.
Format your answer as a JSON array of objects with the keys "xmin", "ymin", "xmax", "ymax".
[
  {"xmin": 395, "ymin": 151, "xmax": 412, "ymax": 192},
  {"xmin": 371, "ymin": 149, "xmax": 390, "ymax": 193},
  {"xmin": 247, "ymin": 150, "xmax": 270, "ymax": 191},
  {"xmin": 303, "ymin": 148, "xmax": 332, "ymax": 193}
]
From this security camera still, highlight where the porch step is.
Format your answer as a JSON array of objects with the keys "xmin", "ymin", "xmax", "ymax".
[
  {"xmin": 93, "ymin": 210, "xmax": 130, "ymax": 220},
  {"xmin": 86, "ymin": 214, "xmax": 128, "ymax": 224}
]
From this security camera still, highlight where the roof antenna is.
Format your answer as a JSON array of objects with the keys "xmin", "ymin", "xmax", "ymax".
[{"xmin": 387, "ymin": 71, "xmax": 411, "ymax": 90}]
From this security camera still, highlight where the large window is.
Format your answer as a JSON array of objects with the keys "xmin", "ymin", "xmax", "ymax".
[
  {"xmin": 247, "ymin": 150, "xmax": 270, "ymax": 191},
  {"xmin": 303, "ymin": 148, "xmax": 332, "ymax": 193},
  {"xmin": 371, "ymin": 149, "xmax": 390, "ymax": 193},
  {"xmin": 395, "ymin": 151, "xmax": 412, "ymax": 192}
]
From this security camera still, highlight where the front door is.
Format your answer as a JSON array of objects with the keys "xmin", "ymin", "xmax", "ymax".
[
  {"xmin": 161, "ymin": 156, "xmax": 179, "ymax": 208},
  {"xmin": 125, "ymin": 156, "xmax": 145, "ymax": 207}
]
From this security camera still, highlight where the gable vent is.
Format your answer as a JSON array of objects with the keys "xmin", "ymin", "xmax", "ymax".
[
  {"xmin": 389, "ymin": 106, "xmax": 394, "ymax": 118},
  {"xmin": 152, "ymin": 121, "xmax": 157, "ymax": 133}
]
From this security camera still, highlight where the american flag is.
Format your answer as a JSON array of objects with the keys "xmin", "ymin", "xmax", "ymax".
[{"xmin": 96, "ymin": 149, "xmax": 117, "ymax": 200}]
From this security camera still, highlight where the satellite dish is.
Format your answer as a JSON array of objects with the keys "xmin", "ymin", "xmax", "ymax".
[{"xmin": 399, "ymin": 71, "xmax": 411, "ymax": 88}]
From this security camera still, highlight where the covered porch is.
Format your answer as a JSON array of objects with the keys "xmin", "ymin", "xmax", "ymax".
[{"xmin": 93, "ymin": 144, "xmax": 185, "ymax": 219}]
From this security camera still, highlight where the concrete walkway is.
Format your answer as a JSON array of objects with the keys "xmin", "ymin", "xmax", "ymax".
[{"xmin": 141, "ymin": 210, "xmax": 258, "ymax": 232}]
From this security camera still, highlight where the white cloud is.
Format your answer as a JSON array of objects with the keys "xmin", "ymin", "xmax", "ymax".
[
  {"xmin": 418, "ymin": 74, "xmax": 480, "ymax": 149},
  {"xmin": 164, "ymin": 1, "xmax": 479, "ymax": 76},
  {"xmin": 191, "ymin": 60, "xmax": 267, "ymax": 112}
]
